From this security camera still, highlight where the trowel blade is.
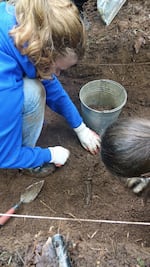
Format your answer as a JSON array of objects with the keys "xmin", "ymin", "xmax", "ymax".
[{"xmin": 20, "ymin": 180, "xmax": 44, "ymax": 203}]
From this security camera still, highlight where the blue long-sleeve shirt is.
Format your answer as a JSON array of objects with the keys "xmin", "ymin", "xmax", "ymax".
[{"xmin": 0, "ymin": 2, "xmax": 82, "ymax": 168}]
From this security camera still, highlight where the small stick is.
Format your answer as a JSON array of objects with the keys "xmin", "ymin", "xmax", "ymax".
[
  {"xmin": 85, "ymin": 177, "xmax": 92, "ymax": 205},
  {"xmin": 40, "ymin": 200, "xmax": 56, "ymax": 214}
]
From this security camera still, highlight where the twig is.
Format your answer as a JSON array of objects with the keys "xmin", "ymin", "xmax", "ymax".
[
  {"xmin": 16, "ymin": 251, "xmax": 25, "ymax": 265},
  {"xmin": 84, "ymin": 167, "xmax": 93, "ymax": 205},
  {"xmin": 7, "ymin": 256, "xmax": 12, "ymax": 265},
  {"xmin": 85, "ymin": 178, "xmax": 92, "ymax": 205},
  {"xmin": 64, "ymin": 212, "xmax": 82, "ymax": 225},
  {"xmin": 40, "ymin": 200, "xmax": 56, "ymax": 214}
]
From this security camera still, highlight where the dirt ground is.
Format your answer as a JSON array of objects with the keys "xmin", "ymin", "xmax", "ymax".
[{"xmin": 0, "ymin": 0, "xmax": 150, "ymax": 266}]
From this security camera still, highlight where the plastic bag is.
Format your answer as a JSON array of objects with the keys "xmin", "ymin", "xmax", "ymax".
[{"xmin": 97, "ymin": 0, "xmax": 126, "ymax": 25}]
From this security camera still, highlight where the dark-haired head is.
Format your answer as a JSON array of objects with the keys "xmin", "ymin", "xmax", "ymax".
[{"xmin": 101, "ymin": 118, "xmax": 150, "ymax": 178}]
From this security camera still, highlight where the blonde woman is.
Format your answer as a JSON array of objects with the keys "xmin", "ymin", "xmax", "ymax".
[{"xmin": 0, "ymin": 0, "xmax": 100, "ymax": 176}]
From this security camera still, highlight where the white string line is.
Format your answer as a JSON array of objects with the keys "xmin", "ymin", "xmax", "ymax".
[
  {"xmin": 78, "ymin": 62, "xmax": 150, "ymax": 66},
  {"xmin": 0, "ymin": 213, "xmax": 150, "ymax": 226}
]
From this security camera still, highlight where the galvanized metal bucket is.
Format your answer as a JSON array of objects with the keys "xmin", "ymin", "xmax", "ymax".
[{"xmin": 79, "ymin": 79, "xmax": 127, "ymax": 135}]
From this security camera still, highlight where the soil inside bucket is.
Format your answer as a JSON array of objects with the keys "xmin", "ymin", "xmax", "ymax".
[{"xmin": 89, "ymin": 104, "xmax": 115, "ymax": 111}]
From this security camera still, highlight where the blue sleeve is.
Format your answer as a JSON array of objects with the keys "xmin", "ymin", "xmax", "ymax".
[
  {"xmin": 0, "ymin": 49, "xmax": 51, "ymax": 168},
  {"xmin": 42, "ymin": 76, "xmax": 83, "ymax": 128},
  {"xmin": 0, "ymin": 9, "xmax": 51, "ymax": 168}
]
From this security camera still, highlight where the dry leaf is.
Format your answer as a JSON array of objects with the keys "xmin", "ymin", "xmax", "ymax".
[{"xmin": 134, "ymin": 36, "xmax": 146, "ymax": 53}]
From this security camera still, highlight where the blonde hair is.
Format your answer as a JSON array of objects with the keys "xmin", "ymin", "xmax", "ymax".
[{"xmin": 9, "ymin": 0, "xmax": 86, "ymax": 79}]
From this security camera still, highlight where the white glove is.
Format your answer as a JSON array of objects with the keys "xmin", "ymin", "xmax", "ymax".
[
  {"xmin": 49, "ymin": 146, "xmax": 70, "ymax": 167},
  {"xmin": 74, "ymin": 122, "xmax": 100, "ymax": 155},
  {"xmin": 126, "ymin": 177, "xmax": 150, "ymax": 194}
]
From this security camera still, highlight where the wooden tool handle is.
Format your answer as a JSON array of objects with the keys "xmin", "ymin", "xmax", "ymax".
[{"xmin": 0, "ymin": 203, "xmax": 20, "ymax": 226}]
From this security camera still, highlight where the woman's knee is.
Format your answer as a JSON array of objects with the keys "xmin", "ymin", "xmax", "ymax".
[{"xmin": 23, "ymin": 77, "xmax": 46, "ymax": 113}]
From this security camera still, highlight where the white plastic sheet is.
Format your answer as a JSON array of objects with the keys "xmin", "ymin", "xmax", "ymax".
[{"xmin": 97, "ymin": 0, "xmax": 126, "ymax": 25}]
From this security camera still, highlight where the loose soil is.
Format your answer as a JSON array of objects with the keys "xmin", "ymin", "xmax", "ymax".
[
  {"xmin": 89, "ymin": 105, "xmax": 115, "ymax": 111},
  {"xmin": 0, "ymin": 0, "xmax": 150, "ymax": 266}
]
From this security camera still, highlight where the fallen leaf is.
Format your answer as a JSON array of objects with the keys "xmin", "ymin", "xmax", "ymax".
[{"xmin": 134, "ymin": 36, "xmax": 146, "ymax": 53}]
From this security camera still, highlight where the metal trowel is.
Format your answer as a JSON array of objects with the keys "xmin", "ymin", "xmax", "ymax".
[{"xmin": 0, "ymin": 180, "xmax": 44, "ymax": 226}]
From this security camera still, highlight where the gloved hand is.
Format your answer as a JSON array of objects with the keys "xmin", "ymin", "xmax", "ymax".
[
  {"xmin": 49, "ymin": 146, "xmax": 70, "ymax": 167},
  {"xmin": 126, "ymin": 177, "xmax": 150, "ymax": 194},
  {"xmin": 74, "ymin": 122, "xmax": 100, "ymax": 155}
]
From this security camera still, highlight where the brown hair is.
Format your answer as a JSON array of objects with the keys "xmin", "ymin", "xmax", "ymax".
[
  {"xmin": 101, "ymin": 118, "xmax": 150, "ymax": 177},
  {"xmin": 9, "ymin": 0, "xmax": 86, "ymax": 79}
]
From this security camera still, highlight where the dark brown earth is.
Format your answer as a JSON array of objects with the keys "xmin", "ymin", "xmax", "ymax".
[
  {"xmin": 0, "ymin": 0, "xmax": 150, "ymax": 266},
  {"xmin": 89, "ymin": 104, "xmax": 115, "ymax": 111}
]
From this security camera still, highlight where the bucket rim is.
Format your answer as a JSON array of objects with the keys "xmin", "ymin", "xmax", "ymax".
[{"xmin": 79, "ymin": 79, "xmax": 127, "ymax": 114}]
